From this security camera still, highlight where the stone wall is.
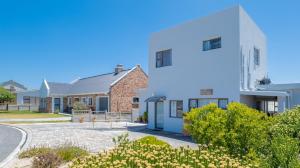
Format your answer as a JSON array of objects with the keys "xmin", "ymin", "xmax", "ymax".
[{"xmin": 110, "ymin": 66, "xmax": 148, "ymax": 112}]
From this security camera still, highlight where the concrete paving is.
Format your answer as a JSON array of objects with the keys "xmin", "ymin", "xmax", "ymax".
[
  {"xmin": 0, "ymin": 125, "xmax": 23, "ymax": 164},
  {"xmin": 14, "ymin": 122, "xmax": 197, "ymax": 153}
]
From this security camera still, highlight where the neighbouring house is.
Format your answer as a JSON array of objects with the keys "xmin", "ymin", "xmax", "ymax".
[
  {"xmin": 1, "ymin": 80, "xmax": 28, "ymax": 104},
  {"xmin": 139, "ymin": 5, "xmax": 300, "ymax": 133},
  {"xmin": 16, "ymin": 90, "xmax": 40, "ymax": 106},
  {"xmin": 0, "ymin": 80, "xmax": 27, "ymax": 93},
  {"xmin": 39, "ymin": 64, "xmax": 148, "ymax": 113}
]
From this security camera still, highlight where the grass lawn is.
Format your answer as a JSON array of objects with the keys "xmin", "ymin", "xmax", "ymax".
[{"xmin": 0, "ymin": 111, "xmax": 66, "ymax": 119}]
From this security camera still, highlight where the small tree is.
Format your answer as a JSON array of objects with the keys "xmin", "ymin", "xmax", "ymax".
[{"xmin": 0, "ymin": 87, "xmax": 15, "ymax": 109}]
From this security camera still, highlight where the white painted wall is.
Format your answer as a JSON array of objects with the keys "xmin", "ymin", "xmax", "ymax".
[
  {"xmin": 145, "ymin": 6, "xmax": 268, "ymax": 133},
  {"xmin": 239, "ymin": 7, "xmax": 267, "ymax": 90}
]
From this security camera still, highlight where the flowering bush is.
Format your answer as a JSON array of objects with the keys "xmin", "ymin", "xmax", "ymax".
[
  {"xmin": 184, "ymin": 103, "xmax": 270, "ymax": 157},
  {"xmin": 70, "ymin": 135, "xmax": 255, "ymax": 168}
]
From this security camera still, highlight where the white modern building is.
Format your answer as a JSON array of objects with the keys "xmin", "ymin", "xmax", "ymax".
[{"xmin": 140, "ymin": 6, "xmax": 300, "ymax": 133}]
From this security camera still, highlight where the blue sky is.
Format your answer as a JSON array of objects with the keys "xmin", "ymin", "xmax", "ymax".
[{"xmin": 0, "ymin": 0, "xmax": 299, "ymax": 89}]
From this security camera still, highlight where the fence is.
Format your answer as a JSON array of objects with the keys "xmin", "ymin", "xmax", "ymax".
[
  {"xmin": 0, "ymin": 104, "xmax": 39, "ymax": 111},
  {"xmin": 71, "ymin": 109, "xmax": 137, "ymax": 123}
]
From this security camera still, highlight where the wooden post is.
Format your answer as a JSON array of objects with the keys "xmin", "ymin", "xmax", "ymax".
[
  {"xmin": 6, "ymin": 104, "xmax": 8, "ymax": 111},
  {"xmin": 29, "ymin": 105, "xmax": 31, "ymax": 111},
  {"xmin": 89, "ymin": 109, "xmax": 92, "ymax": 122},
  {"xmin": 71, "ymin": 109, "xmax": 74, "ymax": 122},
  {"xmin": 18, "ymin": 105, "xmax": 20, "ymax": 111}
]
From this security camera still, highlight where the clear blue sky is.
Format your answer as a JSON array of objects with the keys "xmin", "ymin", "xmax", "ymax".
[{"xmin": 0, "ymin": 0, "xmax": 299, "ymax": 89}]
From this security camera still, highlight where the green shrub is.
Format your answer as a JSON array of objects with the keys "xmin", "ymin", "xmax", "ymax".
[
  {"xmin": 32, "ymin": 151, "xmax": 62, "ymax": 168},
  {"xmin": 19, "ymin": 147, "xmax": 51, "ymax": 159},
  {"xmin": 184, "ymin": 102, "xmax": 273, "ymax": 163},
  {"xmin": 143, "ymin": 111, "xmax": 148, "ymax": 123},
  {"xmin": 184, "ymin": 102, "xmax": 270, "ymax": 157},
  {"xmin": 225, "ymin": 103, "xmax": 270, "ymax": 156},
  {"xmin": 55, "ymin": 145, "xmax": 88, "ymax": 162},
  {"xmin": 184, "ymin": 103, "xmax": 227, "ymax": 146},
  {"xmin": 19, "ymin": 145, "xmax": 88, "ymax": 164},
  {"xmin": 136, "ymin": 136, "xmax": 170, "ymax": 146},
  {"xmin": 265, "ymin": 135, "xmax": 300, "ymax": 168}
]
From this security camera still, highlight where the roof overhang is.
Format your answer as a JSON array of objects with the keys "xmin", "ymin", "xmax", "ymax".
[
  {"xmin": 240, "ymin": 90, "xmax": 289, "ymax": 97},
  {"xmin": 145, "ymin": 96, "xmax": 166, "ymax": 102}
]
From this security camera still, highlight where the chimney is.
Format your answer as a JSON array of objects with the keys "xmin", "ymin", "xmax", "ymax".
[{"xmin": 114, "ymin": 64, "xmax": 124, "ymax": 74}]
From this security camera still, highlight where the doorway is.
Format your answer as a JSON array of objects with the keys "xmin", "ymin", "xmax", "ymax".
[{"xmin": 155, "ymin": 101, "xmax": 164, "ymax": 129}]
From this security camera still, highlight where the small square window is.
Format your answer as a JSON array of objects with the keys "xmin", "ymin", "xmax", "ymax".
[
  {"xmin": 156, "ymin": 49, "xmax": 172, "ymax": 68},
  {"xmin": 203, "ymin": 37, "xmax": 221, "ymax": 51},
  {"xmin": 133, "ymin": 97, "xmax": 139, "ymax": 104}
]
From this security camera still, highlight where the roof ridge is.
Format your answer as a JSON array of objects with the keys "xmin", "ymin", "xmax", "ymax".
[{"xmin": 79, "ymin": 69, "xmax": 131, "ymax": 80}]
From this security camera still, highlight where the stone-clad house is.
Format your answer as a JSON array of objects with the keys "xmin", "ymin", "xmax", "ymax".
[{"xmin": 39, "ymin": 65, "xmax": 148, "ymax": 113}]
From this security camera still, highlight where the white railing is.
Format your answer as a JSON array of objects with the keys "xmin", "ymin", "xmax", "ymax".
[{"xmin": 71, "ymin": 109, "xmax": 134, "ymax": 123}]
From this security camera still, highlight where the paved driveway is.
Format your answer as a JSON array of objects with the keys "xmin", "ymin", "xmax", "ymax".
[
  {"xmin": 0, "ymin": 125, "xmax": 23, "ymax": 163},
  {"xmin": 15, "ymin": 122, "xmax": 197, "ymax": 153}
]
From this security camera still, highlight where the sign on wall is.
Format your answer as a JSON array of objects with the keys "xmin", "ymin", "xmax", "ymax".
[{"xmin": 200, "ymin": 89, "xmax": 213, "ymax": 95}]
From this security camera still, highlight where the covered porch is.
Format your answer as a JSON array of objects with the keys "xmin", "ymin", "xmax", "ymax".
[{"xmin": 240, "ymin": 90, "xmax": 290, "ymax": 115}]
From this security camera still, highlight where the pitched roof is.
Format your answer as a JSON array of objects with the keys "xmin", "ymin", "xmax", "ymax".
[
  {"xmin": 47, "ymin": 82, "xmax": 72, "ymax": 95},
  {"xmin": 67, "ymin": 69, "xmax": 131, "ymax": 95},
  {"xmin": 0, "ymin": 80, "xmax": 27, "ymax": 90}
]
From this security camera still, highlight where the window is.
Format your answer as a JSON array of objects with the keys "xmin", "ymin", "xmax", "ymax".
[
  {"xmin": 218, "ymin": 99, "xmax": 229, "ymax": 109},
  {"xmin": 133, "ymin": 97, "xmax": 139, "ymax": 104},
  {"xmin": 254, "ymin": 48, "xmax": 260, "ymax": 66},
  {"xmin": 170, "ymin": 100, "xmax": 183, "ymax": 118},
  {"xmin": 203, "ymin": 37, "xmax": 221, "ymax": 51},
  {"xmin": 156, "ymin": 49, "xmax": 172, "ymax": 68},
  {"xmin": 81, "ymin": 97, "xmax": 87, "ymax": 104},
  {"xmin": 88, "ymin": 97, "xmax": 93, "ymax": 106},
  {"xmin": 23, "ymin": 96, "xmax": 30, "ymax": 104},
  {"xmin": 189, "ymin": 98, "xmax": 228, "ymax": 110}
]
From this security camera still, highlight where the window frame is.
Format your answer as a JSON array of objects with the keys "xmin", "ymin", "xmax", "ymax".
[
  {"xmin": 188, "ymin": 98, "xmax": 229, "ymax": 111},
  {"xmin": 23, "ymin": 96, "xmax": 30, "ymax": 104},
  {"xmin": 156, "ymin": 49, "xmax": 172, "ymax": 68},
  {"xmin": 203, "ymin": 37, "xmax": 222, "ymax": 51},
  {"xmin": 132, "ymin": 97, "xmax": 139, "ymax": 104},
  {"xmin": 169, "ymin": 100, "xmax": 184, "ymax": 118},
  {"xmin": 88, "ymin": 97, "xmax": 93, "ymax": 106}
]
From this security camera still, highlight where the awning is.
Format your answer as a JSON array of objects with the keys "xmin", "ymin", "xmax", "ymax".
[
  {"xmin": 240, "ymin": 90, "xmax": 289, "ymax": 97},
  {"xmin": 145, "ymin": 96, "xmax": 166, "ymax": 102}
]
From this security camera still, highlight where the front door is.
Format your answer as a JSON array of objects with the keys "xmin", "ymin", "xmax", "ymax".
[
  {"xmin": 99, "ymin": 97, "xmax": 109, "ymax": 112},
  {"xmin": 155, "ymin": 101, "xmax": 164, "ymax": 129},
  {"xmin": 54, "ymin": 98, "xmax": 61, "ymax": 112}
]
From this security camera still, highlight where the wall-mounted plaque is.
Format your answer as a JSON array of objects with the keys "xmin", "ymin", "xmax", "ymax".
[{"xmin": 200, "ymin": 89, "xmax": 213, "ymax": 95}]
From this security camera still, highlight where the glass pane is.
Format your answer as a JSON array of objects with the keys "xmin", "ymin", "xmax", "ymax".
[
  {"xmin": 99, "ymin": 97, "xmax": 108, "ymax": 112},
  {"xmin": 218, "ymin": 99, "xmax": 228, "ymax": 109},
  {"xmin": 189, "ymin": 99, "xmax": 198, "ymax": 109},
  {"xmin": 170, "ymin": 101, "xmax": 177, "ymax": 117},
  {"xmin": 156, "ymin": 52, "xmax": 163, "ymax": 67},
  {"xmin": 177, "ymin": 101, "xmax": 183, "ymax": 118}
]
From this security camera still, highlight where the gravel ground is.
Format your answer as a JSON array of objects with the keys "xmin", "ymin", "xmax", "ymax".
[{"xmin": 4, "ymin": 122, "xmax": 197, "ymax": 168}]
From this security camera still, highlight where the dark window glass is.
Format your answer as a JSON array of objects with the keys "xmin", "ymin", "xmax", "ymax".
[
  {"xmin": 99, "ymin": 97, "xmax": 109, "ymax": 112},
  {"xmin": 170, "ymin": 100, "xmax": 183, "ymax": 118},
  {"xmin": 133, "ymin": 97, "xmax": 139, "ymax": 103},
  {"xmin": 156, "ymin": 49, "xmax": 172, "ymax": 68},
  {"xmin": 254, "ymin": 48, "xmax": 260, "ymax": 66},
  {"xmin": 203, "ymin": 37, "xmax": 221, "ymax": 51},
  {"xmin": 23, "ymin": 96, "xmax": 30, "ymax": 104}
]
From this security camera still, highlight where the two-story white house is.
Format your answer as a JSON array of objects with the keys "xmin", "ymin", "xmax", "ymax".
[{"xmin": 140, "ymin": 6, "xmax": 300, "ymax": 133}]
